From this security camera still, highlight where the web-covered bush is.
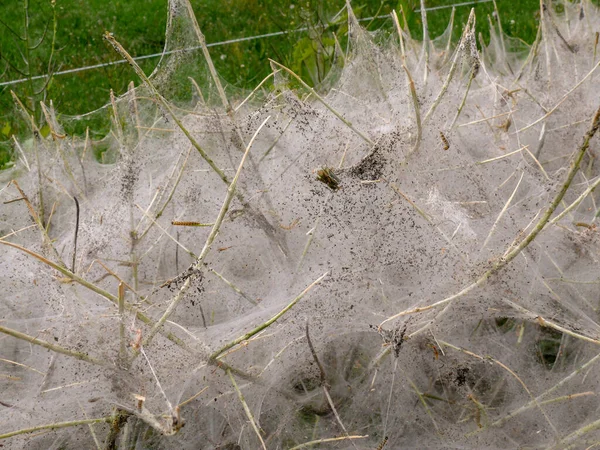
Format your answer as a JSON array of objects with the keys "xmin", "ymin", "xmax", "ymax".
[{"xmin": 1, "ymin": 0, "xmax": 600, "ymax": 448}]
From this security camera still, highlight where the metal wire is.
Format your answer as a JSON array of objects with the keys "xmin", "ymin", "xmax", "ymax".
[{"xmin": 0, "ymin": 0, "xmax": 495, "ymax": 88}]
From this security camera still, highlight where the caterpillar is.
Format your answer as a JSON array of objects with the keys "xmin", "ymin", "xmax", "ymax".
[
  {"xmin": 171, "ymin": 221, "xmax": 213, "ymax": 227},
  {"xmin": 376, "ymin": 436, "xmax": 388, "ymax": 450},
  {"xmin": 439, "ymin": 131, "xmax": 450, "ymax": 150},
  {"xmin": 316, "ymin": 167, "xmax": 340, "ymax": 191}
]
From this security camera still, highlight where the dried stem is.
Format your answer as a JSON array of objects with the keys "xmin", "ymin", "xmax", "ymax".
[
  {"xmin": 137, "ymin": 144, "xmax": 193, "ymax": 241},
  {"xmin": 502, "ymin": 298, "xmax": 600, "ymax": 346},
  {"xmin": 450, "ymin": 67, "xmax": 476, "ymax": 128},
  {"xmin": 423, "ymin": 8, "xmax": 476, "ymax": 125},
  {"xmin": 503, "ymin": 106, "xmax": 600, "ymax": 261},
  {"xmin": 405, "ymin": 374, "xmax": 439, "ymax": 432},
  {"xmin": 0, "ymin": 417, "xmax": 112, "ymax": 440},
  {"xmin": 516, "ymin": 58, "xmax": 600, "ymax": 134},
  {"xmin": 419, "ymin": 0, "xmax": 430, "ymax": 84},
  {"xmin": 235, "ymin": 70, "xmax": 279, "ymax": 112},
  {"xmin": 11, "ymin": 91, "xmax": 47, "ymax": 224},
  {"xmin": 393, "ymin": 9, "xmax": 421, "ymax": 156},
  {"xmin": 103, "ymin": 32, "xmax": 230, "ymax": 186},
  {"xmin": 118, "ymin": 282, "xmax": 127, "ymax": 364},
  {"xmin": 482, "ymin": 171, "xmax": 524, "ymax": 249},
  {"xmin": 386, "ymin": 180, "xmax": 432, "ymax": 222},
  {"xmin": 380, "ymin": 105, "xmax": 600, "ymax": 328},
  {"xmin": 0, "ymin": 357, "xmax": 44, "ymax": 375},
  {"xmin": 72, "ymin": 196, "xmax": 80, "ymax": 272},
  {"xmin": 184, "ymin": 0, "xmax": 230, "ymax": 111},
  {"xmin": 550, "ymin": 176, "xmax": 600, "ymax": 225},
  {"xmin": 227, "ymin": 369, "xmax": 266, "ymax": 450},
  {"xmin": 553, "ymin": 417, "xmax": 600, "ymax": 450},
  {"xmin": 177, "ymin": 386, "xmax": 208, "ymax": 409},
  {"xmin": 0, "ymin": 239, "xmax": 186, "ymax": 348},
  {"xmin": 210, "ymin": 272, "xmax": 327, "ymax": 360},
  {"xmin": 305, "ymin": 321, "xmax": 327, "ymax": 386},
  {"xmin": 269, "ymin": 59, "xmax": 374, "ymax": 145},
  {"xmin": 440, "ymin": 340, "xmax": 558, "ymax": 437},
  {"xmin": 0, "ymin": 325, "xmax": 104, "ymax": 366},
  {"xmin": 9, "ymin": 179, "xmax": 63, "ymax": 265},
  {"xmin": 305, "ymin": 320, "xmax": 358, "ymax": 450},
  {"xmin": 209, "ymin": 268, "xmax": 258, "ymax": 306},
  {"xmin": 137, "ymin": 117, "xmax": 270, "ymax": 354}
]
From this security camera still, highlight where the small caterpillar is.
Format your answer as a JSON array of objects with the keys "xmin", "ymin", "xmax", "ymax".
[
  {"xmin": 316, "ymin": 167, "xmax": 340, "ymax": 191},
  {"xmin": 171, "ymin": 221, "xmax": 213, "ymax": 227},
  {"xmin": 439, "ymin": 131, "xmax": 450, "ymax": 150},
  {"xmin": 376, "ymin": 436, "xmax": 388, "ymax": 450}
]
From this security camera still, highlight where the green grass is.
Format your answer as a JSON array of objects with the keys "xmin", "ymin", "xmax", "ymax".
[{"xmin": 0, "ymin": 0, "xmax": 543, "ymax": 167}]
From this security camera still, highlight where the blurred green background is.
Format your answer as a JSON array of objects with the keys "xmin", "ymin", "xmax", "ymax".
[{"xmin": 0, "ymin": 0, "xmax": 546, "ymax": 167}]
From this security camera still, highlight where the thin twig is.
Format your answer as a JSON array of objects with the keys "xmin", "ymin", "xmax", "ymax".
[
  {"xmin": 118, "ymin": 283, "xmax": 127, "ymax": 364},
  {"xmin": 306, "ymin": 320, "xmax": 358, "ymax": 450},
  {"xmin": 137, "ymin": 144, "xmax": 193, "ymax": 241},
  {"xmin": 450, "ymin": 67, "xmax": 476, "ymax": 128},
  {"xmin": 503, "ymin": 106, "xmax": 600, "ymax": 262},
  {"xmin": 235, "ymin": 70, "xmax": 279, "ymax": 112},
  {"xmin": 458, "ymin": 110, "xmax": 516, "ymax": 127},
  {"xmin": 475, "ymin": 145, "xmax": 527, "ymax": 165},
  {"xmin": 0, "ymin": 357, "xmax": 44, "ymax": 375},
  {"xmin": 209, "ymin": 268, "xmax": 258, "ymax": 306},
  {"xmin": 0, "ymin": 417, "xmax": 112, "ymax": 440},
  {"xmin": 134, "ymin": 204, "xmax": 197, "ymax": 259},
  {"xmin": 550, "ymin": 176, "xmax": 600, "ymax": 225},
  {"xmin": 0, "ymin": 325, "xmax": 104, "ymax": 366},
  {"xmin": 183, "ymin": 0, "xmax": 230, "ymax": 110},
  {"xmin": 140, "ymin": 347, "xmax": 172, "ymax": 414},
  {"xmin": 502, "ymin": 298, "xmax": 600, "ymax": 346},
  {"xmin": 11, "ymin": 135, "xmax": 30, "ymax": 170},
  {"xmin": 0, "ymin": 239, "xmax": 186, "ymax": 348},
  {"xmin": 11, "ymin": 92, "xmax": 47, "ymax": 225},
  {"xmin": 482, "ymin": 388, "xmax": 596, "ymax": 433},
  {"xmin": 138, "ymin": 117, "xmax": 271, "ymax": 353},
  {"xmin": 383, "ymin": 358, "xmax": 398, "ymax": 437},
  {"xmin": 210, "ymin": 272, "xmax": 327, "ymax": 360},
  {"xmin": 77, "ymin": 401, "xmax": 102, "ymax": 450},
  {"xmin": 392, "ymin": 10, "xmax": 421, "ymax": 156},
  {"xmin": 423, "ymin": 8, "xmax": 476, "ymax": 124},
  {"xmin": 419, "ymin": 0, "xmax": 431, "ymax": 83},
  {"xmin": 516, "ymin": 59, "xmax": 600, "ymax": 134},
  {"xmin": 481, "ymin": 171, "xmax": 524, "ymax": 249},
  {"xmin": 386, "ymin": 180, "xmax": 433, "ymax": 222},
  {"xmin": 268, "ymin": 59, "xmax": 374, "ymax": 145},
  {"xmin": 380, "ymin": 105, "xmax": 600, "ymax": 329},
  {"xmin": 72, "ymin": 196, "xmax": 80, "ymax": 273},
  {"xmin": 553, "ymin": 417, "xmax": 600, "ymax": 449},
  {"xmin": 440, "ymin": 340, "xmax": 558, "ymax": 437},
  {"xmin": 177, "ymin": 386, "xmax": 208, "ymax": 409},
  {"xmin": 305, "ymin": 320, "xmax": 327, "ymax": 386},
  {"xmin": 9, "ymin": 180, "xmax": 63, "ymax": 265},
  {"xmin": 227, "ymin": 369, "xmax": 266, "ymax": 450},
  {"xmin": 405, "ymin": 373, "xmax": 440, "ymax": 432},
  {"xmin": 103, "ymin": 33, "xmax": 230, "ymax": 186}
]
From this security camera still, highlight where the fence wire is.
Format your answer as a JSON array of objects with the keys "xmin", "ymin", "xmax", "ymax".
[{"xmin": 0, "ymin": 0, "xmax": 495, "ymax": 88}]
